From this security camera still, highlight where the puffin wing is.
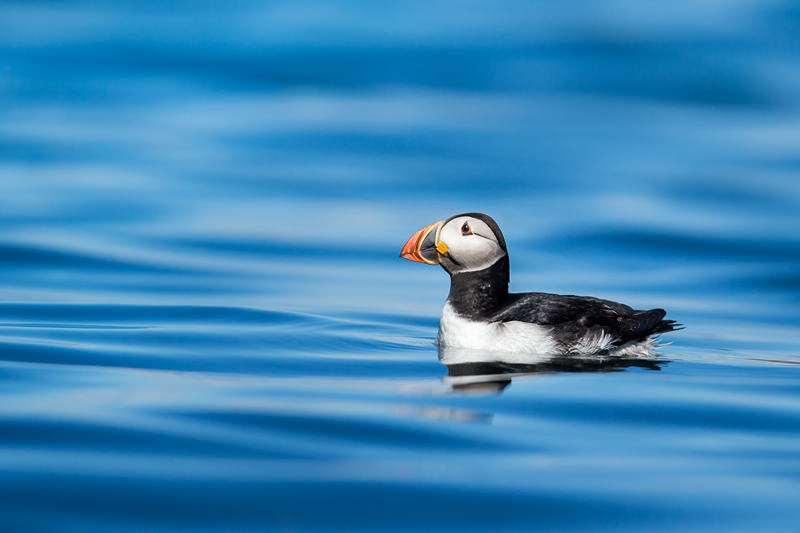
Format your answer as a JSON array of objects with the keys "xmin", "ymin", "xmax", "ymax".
[{"xmin": 492, "ymin": 292, "xmax": 677, "ymax": 346}]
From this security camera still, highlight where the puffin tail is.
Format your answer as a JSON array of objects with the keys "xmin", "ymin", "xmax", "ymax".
[
  {"xmin": 635, "ymin": 308, "xmax": 683, "ymax": 336},
  {"xmin": 652, "ymin": 318, "xmax": 683, "ymax": 335}
]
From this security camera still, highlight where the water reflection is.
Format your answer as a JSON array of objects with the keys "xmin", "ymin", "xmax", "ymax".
[{"xmin": 440, "ymin": 346, "xmax": 665, "ymax": 394}]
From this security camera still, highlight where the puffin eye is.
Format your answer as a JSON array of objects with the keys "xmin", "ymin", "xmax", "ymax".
[{"xmin": 461, "ymin": 222, "xmax": 472, "ymax": 235}]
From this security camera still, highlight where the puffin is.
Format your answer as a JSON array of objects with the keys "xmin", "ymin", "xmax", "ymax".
[{"xmin": 400, "ymin": 213, "xmax": 679, "ymax": 358}]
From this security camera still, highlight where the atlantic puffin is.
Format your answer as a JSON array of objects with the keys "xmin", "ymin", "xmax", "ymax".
[{"xmin": 400, "ymin": 213, "xmax": 678, "ymax": 357}]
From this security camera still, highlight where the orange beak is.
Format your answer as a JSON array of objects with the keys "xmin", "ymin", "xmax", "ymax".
[{"xmin": 399, "ymin": 220, "xmax": 443, "ymax": 264}]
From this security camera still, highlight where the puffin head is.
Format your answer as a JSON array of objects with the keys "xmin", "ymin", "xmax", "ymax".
[{"xmin": 399, "ymin": 213, "xmax": 507, "ymax": 275}]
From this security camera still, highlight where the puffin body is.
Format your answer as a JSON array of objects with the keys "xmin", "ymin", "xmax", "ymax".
[{"xmin": 400, "ymin": 213, "xmax": 678, "ymax": 357}]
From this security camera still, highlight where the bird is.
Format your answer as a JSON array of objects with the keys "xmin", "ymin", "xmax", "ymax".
[{"xmin": 399, "ymin": 213, "xmax": 679, "ymax": 358}]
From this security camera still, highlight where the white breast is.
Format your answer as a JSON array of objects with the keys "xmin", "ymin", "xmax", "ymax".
[
  {"xmin": 436, "ymin": 302, "xmax": 558, "ymax": 362},
  {"xmin": 436, "ymin": 302, "xmax": 658, "ymax": 362}
]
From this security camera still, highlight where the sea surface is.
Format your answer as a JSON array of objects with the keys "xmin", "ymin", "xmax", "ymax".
[{"xmin": 1, "ymin": 1, "xmax": 800, "ymax": 531}]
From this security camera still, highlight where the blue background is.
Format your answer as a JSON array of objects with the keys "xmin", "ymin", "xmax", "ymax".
[{"xmin": 1, "ymin": 1, "xmax": 799, "ymax": 531}]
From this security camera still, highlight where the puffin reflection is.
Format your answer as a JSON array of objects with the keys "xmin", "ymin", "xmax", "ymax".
[{"xmin": 440, "ymin": 346, "xmax": 665, "ymax": 394}]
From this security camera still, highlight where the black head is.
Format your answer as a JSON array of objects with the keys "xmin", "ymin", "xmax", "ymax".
[
  {"xmin": 400, "ymin": 212, "xmax": 508, "ymax": 275},
  {"xmin": 434, "ymin": 213, "xmax": 507, "ymax": 275}
]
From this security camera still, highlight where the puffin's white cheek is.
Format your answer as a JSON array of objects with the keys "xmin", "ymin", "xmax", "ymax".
[{"xmin": 450, "ymin": 238, "xmax": 502, "ymax": 270}]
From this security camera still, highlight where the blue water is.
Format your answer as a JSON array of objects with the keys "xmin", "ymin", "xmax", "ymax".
[{"xmin": 2, "ymin": 1, "xmax": 800, "ymax": 531}]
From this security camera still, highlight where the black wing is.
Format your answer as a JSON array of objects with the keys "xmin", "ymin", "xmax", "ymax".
[{"xmin": 492, "ymin": 292, "xmax": 679, "ymax": 347}]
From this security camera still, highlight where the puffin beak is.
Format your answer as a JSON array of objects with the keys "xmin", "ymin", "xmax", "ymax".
[{"xmin": 400, "ymin": 220, "xmax": 444, "ymax": 264}]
